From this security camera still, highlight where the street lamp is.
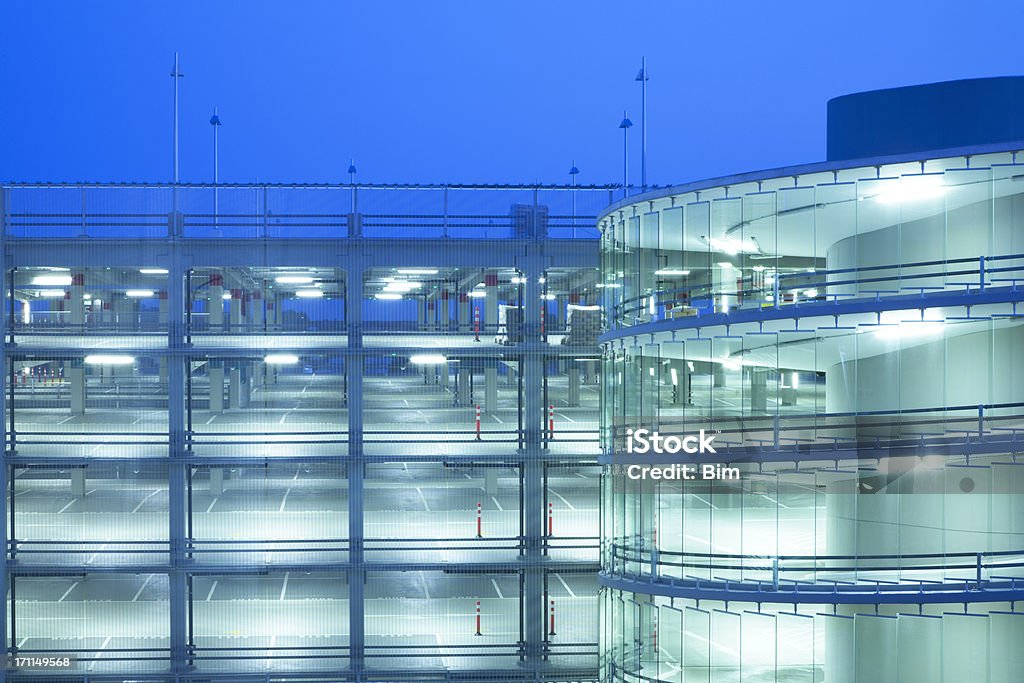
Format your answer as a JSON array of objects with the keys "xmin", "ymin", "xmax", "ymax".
[
  {"xmin": 210, "ymin": 108, "xmax": 222, "ymax": 231},
  {"xmin": 569, "ymin": 162, "xmax": 580, "ymax": 235},
  {"xmin": 619, "ymin": 110, "xmax": 633, "ymax": 196},
  {"xmin": 170, "ymin": 53, "xmax": 184, "ymax": 183},
  {"xmin": 635, "ymin": 58, "xmax": 649, "ymax": 189}
]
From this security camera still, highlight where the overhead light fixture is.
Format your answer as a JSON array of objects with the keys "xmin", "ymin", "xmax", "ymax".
[
  {"xmin": 32, "ymin": 275, "xmax": 73, "ymax": 286},
  {"xmin": 35, "ymin": 289, "xmax": 66, "ymax": 297},
  {"xmin": 384, "ymin": 281, "xmax": 421, "ymax": 292},
  {"xmin": 397, "ymin": 269, "xmax": 438, "ymax": 275},
  {"xmin": 654, "ymin": 269, "xmax": 690, "ymax": 276},
  {"xmin": 275, "ymin": 275, "xmax": 314, "ymax": 284},
  {"xmin": 752, "ymin": 265, "xmax": 766, "ymax": 272},
  {"xmin": 264, "ymin": 354, "xmax": 299, "ymax": 364},
  {"xmin": 567, "ymin": 304, "xmax": 600, "ymax": 311},
  {"xmin": 802, "ymin": 289, "xmax": 818, "ymax": 298},
  {"xmin": 511, "ymin": 276, "xmax": 526, "ymax": 284},
  {"xmin": 872, "ymin": 175, "xmax": 946, "ymax": 204},
  {"xmin": 125, "ymin": 290, "xmax": 154, "ymax": 298},
  {"xmin": 139, "ymin": 268, "xmax": 169, "ymax": 275},
  {"xmin": 542, "ymin": 293, "xmax": 556, "ymax": 300},
  {"xmin": 595, "ymin": 283, "xmax": 621, "ymax": 289},
  {"xmin": 707, "ymin": 236, "xmax": 758, "ymax": 255},
  {"xmin": 410, "ymin": 353, "xmax": 447, "ymax": 365},
  {"xmin": 221, "ymin": 292, "xmax": 232, "ymax": 300},
  {"xmin": 670, "ymin": 368, "xmax": 679, "ymax": 386},
  {"xmin": 376, "ymin": 293, "xmax": 403, "ymax": 300},
  {"xmin": 468, "ymin": 291, "xmax": 487, "ymax": 298},
  {"xmin": 295, "ymin": 289, "xmax": 324, "ymax": 298},
  {"xmin": 85, "ymin": 354, "xmax": 135, "ymax": 365}
]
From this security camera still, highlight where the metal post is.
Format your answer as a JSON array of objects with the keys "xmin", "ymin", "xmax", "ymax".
[
  {"xmin": 619, "ymin": 111, "xmax": 633, "ymax": 198},
  {"xmin": 210, "ymin": 108, "xmax": 221, "ymax": 232},
  {"xmin": 636, "ymin": 58, "xmax": 648, "ymax": 189},
  {"xmin": 346, "ymin": 259, "xmax": 366, "ymax": 673},
  {"xmin": 171, "ymin": 53, "xmax": 184, "ymax": 183},
  {"xmin": 168, "ymin": 235, "xmax": 189, "ymax": 673}
]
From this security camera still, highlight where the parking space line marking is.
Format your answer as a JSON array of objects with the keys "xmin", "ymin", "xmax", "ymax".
[
  {"xmin": 419, "ymin": 571, "xmax": 431, "ymax": 599},
  {"xmin": 279, "ymin": 488, "xmax": 292, "ymax": 513},
  {"xmin": 205, "ymin": 415, "xmax": 217, "ymax": 425},
  {"xmin": 132, "ymin": 488, "xmax": 163, "ymax": 514},
  {"xmin": 691, "ymin": 495, "xmax": 717, "ymax": 509},
  {"xmin": 206, "ymin": 497, "xmax": 219, "ymax": 513},
  {"xmin": 491, "ymin": 578, "xmax": 504, "ymax": 599},
  {"xmin": 556, "ymin": 412, "xmax": 576, "ymax": 424},
  {"xmin": 416, "ymin": 487, "xmax": 430, "ymax": 511},
  {"xmin": 57, "ymin": 498, "xmax": 77, "ymax": 514},
  {"xmin": 89, "ymin": 636, "xmax": 112, "ymax": 670},
  {"xmin": 554, "ymin": 573, "xmax": 576, "ymax": 598},
  {"xmin": 490, "ymin": 495, "xmax": 503, "ymax": 511},
  {"xmin": 58, "ymin": 581, "xmax": 79, "ymax": 602},
  {"xmin": 280, "ymin": 572, "xmax": 289, "ymax": 601},
  {"xmin": 491, "ymin": 414, "xmax": 503, "ymax": 424},
  {"xmin": 132, "ymin": 574, "xmax": 154, "ymax": 602},
  {"xmin": 206, "ymin": 579, "xmax": 218, "ymax": 601},
  {"xmin": 549, "ymin": 488, "xmax": 575, "ymax": 511}
]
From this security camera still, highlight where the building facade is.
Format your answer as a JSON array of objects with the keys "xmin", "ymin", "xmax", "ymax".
[
  {"xmin": 598, "ymin": 80, "xmax": 1024, "ymax": 682},
  {"xmin": 0, "ymin": 184, "xmax": 610, "ymax": 682}
]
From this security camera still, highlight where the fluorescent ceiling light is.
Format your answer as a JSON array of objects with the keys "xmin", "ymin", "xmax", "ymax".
[
  {"xmin": 410, "ymin": 353, "xmax": 447, "ymax": 365},
  {"xmin": 468, "ymin": 291, "xmax": 487, "ymax": 298},
  {"xmin": 139, "ymin": 268, "xmax": 169, "ymax": 275},
  {"xmin": 511, "ymin": 276, "xmax": 526, "ymax": 284},
  {"xmin": 376, "ymin": 293, "xmax": 403, "ymax": 300},
  {"xmin": 708, "ymin": 236, "xmax": 757, "ymax": 255},
  {"xmin": 802, "ymin": 289, "xmax": 818, "ymax": 298},
  {"xmin": 125, "ymin": 290, "xmax": 154, "ymax": 297},
  {"xmin": 264, "ymin": 353, "xmax": 299, "ymax": 364},
  {"xmin": 275, "ymin": 275, "xmax": 314, "ymax": 284},
  {"xmin": 595, "ymin": 283, "xmax": 621, "ymax": 289},
  {"xmin": 542, "ymin": 293, "xmax": 556, "ymax": 300},
  {"xmin": 35, "ymin": 289, "xmax": 66, "ymax": 297},
  {"xmin": 568, "ymin": 304, "xmax": 600, "ymax": 311},
  {"xmin": 295, "ymin": 289, "xmax": 324, "ymax": 298},
  {"xmin": 655, "ymin": 269, "xmax": 690, "ymax": 276},
  {"xmin": 221, "ymin": 292, "xmax": 232, "ymax": 300},
  {"xmin": 670, "ymin": 368, "xmax": 679, "ymax": 386},
  {"xmin": 32, "ymin": 275, "xmax": 73, "ymax": 286},
  {"xmin": 85, "ymin": 354, "xmax": 134, "ymax": 365},
  {"xmin": 873, "ymin": 175, "xmax": 946, "ymax": 204},
  {"xmin": 872, "ymin": 321, "xmax": 944, "ymax": 340},
  {"xmin": 384, "ymin": 281, "xmax": 421, "ymax": 292},
  {"xmin": 397, "ymin": 269, "xmax": 438, "ymax": 275}
]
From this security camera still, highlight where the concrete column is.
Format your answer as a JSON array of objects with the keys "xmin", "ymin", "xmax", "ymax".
[
  {"xmin": 484, "ymin": 273, "xmax": 498, "ymax": 337},
  {"xmin": 158, "ymin": 290, "xmax": 168, "ymax": 326},
  {"xmin": 228, "ymin": 365, "xmax": 242, "ymax": 409},
  {"xmin": 457, "ymin": 367, "xmax": 472, "ymax": 406},
  {"xmin": 458, "ymin": 293, "xmax": 470, "ymax": 332},
  {"xmin": 713, "ymin": 363, "xmax": 726, "ymax": 387},
  {"xmin": 209, "ymin": 274, "xmax": 224, "ymax": 330},
  {"xmin": 263, "ymin": 361, "xmax": 276, "ymax": 387},
  {"xmin": 568, "ymin": 367, "xmax": 580, "ymax": 407},
  {"xmin": 484, "ymin": 366, "xmax": 498, "ymax": 412},
  {"xmin": 438, "ymin": 361, "xmax": 449, "ymax": 388},
  {"xmin": 266, "ymin": 296, "xmax": 277, "ymax": 330},
  {"xmin": 71, "ymin": 468, "xmax": 85, "ymax": 496},
  {"xmin": 670, "ymin": 360, "xmax": 690, "ymax": 405},
  {"xmin": 485, "ymin": 468, "xmax": 498, "ymax": 495},
  {"xmin": 240, "ymin": 364, "xmax": 251, "ymax": 408},
  {"xmin": 68, "ymin": 363, "xmax": 86, "ymax": 415},
  {"xmin": 69, "ymin": 272, "xmax": 85, "ymax": 327},
  {"xmin": 248, "ymin": 291, "xmax": 261, "ymax": 327},
  {"xmin": 229, "ymin": 289, "xmax": 243, "ymax": 331},
  {"xmin": 750, "ymin": 368, "xmax": 768, "ymax": 414},
  {"xmin": 209, "ymin": 468, "xmax": 224, "ymax": 496},
  {"xmin": 208, "ymin": 361, "xmax": 224, "ymax": 414}
]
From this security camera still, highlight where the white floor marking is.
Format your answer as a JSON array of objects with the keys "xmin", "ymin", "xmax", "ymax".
[
  {"xmin": 760, "ymin": 494, "xmax": 789, "ymax": 509},
  {"xmin": 293, "ymin": 465, "xmax": 301, "ymax": 481},
  {"xmin": 89, "ymin": 635, "xmax": 112, "ymax": 670},
  {"xmin": 56, "ymin": 415, "xmax": 75, "ymax": 425},
  {"xmin": 280, "ymin": 572, "xmax": 290, "ymax": 601},
  {"xmin": 132, "ymin": 574, "xmax": 154, "ymax": 602},
  {"xmin": 57, "ymin": 498, "xmax": 77, "ymax": 514},
  {"xmin": 206, "ymin": 497, "xmax": 219, "ymax": 513},
  {"xmin": 490, "ymin": 495, "xmax": 503, "ymax": 511},
  {"xmin": 556, "ymin": 412, "xmax": 576, "ymax": 424},
  {"xmin": 548, "ymin": 488, "xmax": 575, "ymax": 511},
  {"xmin": 490, "ymin": 578, "xmax": 504, "ymax": 599},
  {"xmin": 554, "ymin": 572, "xmax": 576, "ymax": 598},
  {"xmin": 690, "ymin": 495, "xmax": 717, "ymax": 509},
  {"xmin": 205, "ymin": 414, "xmax": 218, "ymax": 424},
  {"xmin": 416, "ymin": 487, "xmax": 430, "ymax": 511},
  {"xmin": 491, "ymin": 414, "xmax": 503, "ymax": 424},
  {"xmin": 206, "ymin": 579, "xmax": 218, "ymax": 601},
  {"xmin": 279, "ymin": 487, "xmax": 292, "ymax": 512},
  {"xmin": 132, "ymin": 488, "xmax": 163, "ymax": 513},
  {"xmin": 58, "ymin": 581, "xmax": 79, "ymax": 602},
  {"xmin": 419, "ymin": 571, "xmax": 431, "ymax": 599}
]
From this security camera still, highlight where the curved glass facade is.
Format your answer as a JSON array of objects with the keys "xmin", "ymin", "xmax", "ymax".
[{"xmin": 598, "ymin": 148, "xmax": 1024, "ymax": 681}]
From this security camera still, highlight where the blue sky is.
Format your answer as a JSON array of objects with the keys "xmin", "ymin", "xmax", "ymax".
[{"xmin": 1, "ymin": 1, "xmax": 1020, "ymax": 185}]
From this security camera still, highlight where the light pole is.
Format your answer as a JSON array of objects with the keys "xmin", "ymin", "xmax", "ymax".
[
  {"xmin": 348, "ymin": 159, "xmax": 358, "ymax": 213},
  {"xmin": 569, "ymin": 162, "xmax": 579, "ymax": 236},
  {"xmin": 635, "ymin": 57, "xmax": 649, "ymax": 189},
  {"xmin": 619, "ymin": 110, "xmax": 633, "ymax": 197},
  {"xmin": 210, "ymin": 108, "xmax": 222, "ymax": 231},
  {"xmin": 170, "ymin": 53, "xmax": 184, "ymax": 183}
]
